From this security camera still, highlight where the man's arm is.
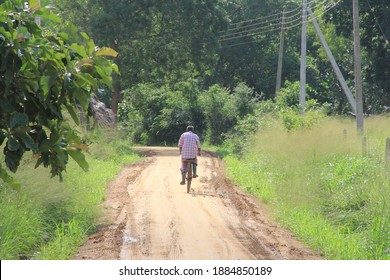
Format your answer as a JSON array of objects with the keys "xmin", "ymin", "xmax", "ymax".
[
  {"xmin": 178, "ymin": 134, "xmax": 183, "ymax": 154},
  {"xmin": 196, "ymin": 135, "xmax": 201, "ymax": 156}
]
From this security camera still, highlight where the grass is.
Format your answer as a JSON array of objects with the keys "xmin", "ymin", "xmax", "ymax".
[
  {"xmin": 224, "ymin": 116, "xmax": 390, "ymax": 259},
  {"xmin": 0, "ymin": 136, "xmax": 140, "ymax": 260}
]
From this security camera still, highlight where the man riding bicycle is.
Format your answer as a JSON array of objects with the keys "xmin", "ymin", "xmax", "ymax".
[{"xmin": 178, "ymin": 125, "xmax": 201, "ymax": 185}]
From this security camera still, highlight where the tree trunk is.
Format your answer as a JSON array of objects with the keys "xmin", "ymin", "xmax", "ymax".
[
  {"xmin": 111, "ymin": 40, "xmax": 121, "ymax": 122},
  {"xmin": 111, "ymin": 73, "xmax": 121, "ymax": 120}
]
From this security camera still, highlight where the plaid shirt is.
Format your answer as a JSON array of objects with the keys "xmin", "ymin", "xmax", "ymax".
[{"xmin": 178, "ymin": 131, "xmax": 200, "ymax": 159}]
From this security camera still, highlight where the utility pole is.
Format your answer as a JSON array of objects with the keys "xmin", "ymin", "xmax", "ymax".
[
  {"xmin": 353, "ymin": 0, "xmax": 364, "ymax": 134},
  {"xmin": 275, "ymin": 11, "xmax": 286, "ymax": 96},
  {"xmin": 299, "ymin": 0, "xmax": 307, "ymax": 112},
  {"xmin": 307, "ymin": 7, "xmax": 357, "ymax": 114}
]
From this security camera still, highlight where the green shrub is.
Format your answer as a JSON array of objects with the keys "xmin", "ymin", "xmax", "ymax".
[{"xmin": 199, "ymin": 84, "xmax": 238, "ymax": 145}]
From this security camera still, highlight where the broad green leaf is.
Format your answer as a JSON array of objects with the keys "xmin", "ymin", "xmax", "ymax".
[
  {"xmin": 53, "ymin": 147, "xmax": 68, "ymax": 169},
  {"xmin": 34, "ymin": 154, "xmax": 46, "ymax": 169},
  {"xmin": 39, "ymin": 139, "xmax": 52, "ymax": 152},
  {"xmin": 0, "ymin": 130, "xmax": 5, "ymax": 146},
  {"xmin": 112, "ymin": 63, "xmax": 120, "ymax": 74},
  {"xmin": 0, "ymin": 26, "xmax": 11, "ymax": 39},
  {"xmin": 76, "ymin": 72, "xmax": 99, "ymax": 88},
  {"xmin": 80, "ymin": 32, "xmax": 90, "ymax": 40},
  {"xmin": 5, "ymin": 149, "xmax": 23, "ymax": 173},
  {"xmin": 24, "ymin": 79, "xmax": 40, "ymax": 92},
  {"xmin": 65, "ymin": 104, "xmax": 80, "ymax": 125},
  {"xmin": 10, "ymin": 113, "xmax": 28, "ymax": 130},
  {"xmin": 85, "ymin": 39, "xmax": 95, "ymax": 56},
  {"xmin": 59, "ymin": 32, "xmax": 70, "ymax": 43},
  {"xmin": 7, "ymin": 137, "xmax": 20, "ymax": 151},
  {"xmin": 0, "ymin": 96, "xmax": 15, "ymax": 113},
  {"xmin": 95, "ymin": 66, "xmax": 112, "ymax": 87},
  {"xmin": 49, "ymin": 130, "xmax": 62, "ymax": 146},
  {"xmin": 18, "ymin": 133, "xmax": 39, "ymax": 152},
  {"xmin": 67, "ymin": 149, "xmax": 89, "ymax": 172},
  {"xmin": 39, "ymin": 76, "xmax": 53, "ymax": 100},
  {"xmin": 29, "ymin": 0, "xmax": 40, "ymax": 10},
  {"xmin": 47, "ymin": 102, "xmax": 62, "ymax": 119},
  {"xmin": 69, "ymin": 43, "xmax": 87, "ymax": 58},
  {"xmin": 34, "ymin": 9, "xmax": 62, "ymax": 23},
  {"xmin": 75, "ymin": 58, "xmax": 94, "ymax": 69},
  {"xmin": 65, "ymin": 129, "xmax": 82, "ymax": 144},
  {"xmin": 69, "ymin": 143, "xmax": 89, "ymax": 151},
  {"xmin": 0, "ymin": 164, "xmax": 20, "ymax": 190},
  {"xmin": 95, "ymin": 47, "xmax": 118, "ymax": 58},
  {"xmin": 73, "ymin": 90, "xmax": 90, "ymax": 110}
]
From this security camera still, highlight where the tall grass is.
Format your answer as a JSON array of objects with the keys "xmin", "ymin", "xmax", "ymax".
[
  {"xmin": 225, "ymin": 116, "xmax": 390, "ymax": 259},
  {"xmin": 0, "ymin": 136, "xmax": 140, "ymax": 260}
]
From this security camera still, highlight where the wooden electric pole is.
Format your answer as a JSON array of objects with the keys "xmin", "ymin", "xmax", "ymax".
[
  {"xmin": 299, "ymin": 0, "xmax": 308, "ymax": 112},
  {"xmin": 275, "ymin": 11, "xmax": 286, "ymax": 96},
  {"xmin": 353, "ymin": 0, "xmax": 364, "ymax": 134}
]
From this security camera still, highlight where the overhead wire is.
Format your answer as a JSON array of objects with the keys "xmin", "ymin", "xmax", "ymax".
[
  {"xmin": 219, "ymin": 0, "xmax": 343, "ymax": 48},
  {"xmin": 220, "ymin": 26, "xmax": 283, "ymax": 43},
  {"xmin": 220, "ymin": 20, "xmax": 282, "ymax": 40},
  {"xmin": 364, "ymin": 0, "xmax": 389, "ymax": 44},
  {"xmin": 222, "ymin": 1, "xmax": 313, "ymax": 36},
  {"xmin": 224, "ymin": 16, "xmax": 282, "ymax": 33},
  {"xmin": 228, "ymin": 10, "xmax": 282, "ymax": 27}
]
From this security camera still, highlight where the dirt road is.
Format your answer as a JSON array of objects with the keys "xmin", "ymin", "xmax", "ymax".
[{"xmin": 75, "ymin": 147, "xmax": 321, "ymax": 260}]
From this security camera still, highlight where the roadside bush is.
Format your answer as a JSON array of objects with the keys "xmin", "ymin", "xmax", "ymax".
[
  {"xmin": 279, "ymin": 102, "xmax": 325, "ymax": 131},
  {"xmin": 276, "ymin": 81, "xmax": 326, "ymax": 131},
  {"xmin": 200, "ymin": 85, "xmax": 238, "ymax": 145},
  {"xmin": 119, "ymin": 81, "xmax": 205, "ymax": 145},
  {"xmin": 223, "ymin": 100, "xmax": 277, "ymax": 154}
]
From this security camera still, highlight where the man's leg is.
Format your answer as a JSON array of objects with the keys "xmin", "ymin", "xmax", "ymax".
[
  {"xmin": 180, "ymin": 160, "xmax": 186, "ymax": 185},
  {"xmin": 193, "ymin": 158, "xmax": 198, "ymax": 178}
]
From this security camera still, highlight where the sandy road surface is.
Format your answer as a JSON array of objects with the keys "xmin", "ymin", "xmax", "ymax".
[{"xmin": 75, "ymin": 147, "xmax": 321, "ymax": 260}]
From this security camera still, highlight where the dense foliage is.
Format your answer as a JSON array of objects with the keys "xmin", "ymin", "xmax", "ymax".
[
  {"xmin": 2, "ymin": 0, "xmax": 390, "ymax": 173},
  {"xmin": 49, "ymin": 0, "xmax": 390, "ymax": 145},
  {"xmin": 0, "ymin": 0, "xmax": 118, "ymax": 184},
  {"xmin": 326, "ymin": 0, "xmax": 390, "ymax": 112}
]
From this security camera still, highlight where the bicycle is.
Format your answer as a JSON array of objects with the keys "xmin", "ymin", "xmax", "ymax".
[{"xmin": 183, "ymin": 158, "xmax": 197, "ymax": 193}]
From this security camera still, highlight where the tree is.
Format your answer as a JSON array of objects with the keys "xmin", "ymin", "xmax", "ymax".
[
  {"xmin": 119, "ymin": 80, "xmax": 206, "ymax": 145},
  {"xmin": 54, "ymin": 0, "xmax": 229, "ymax": 115},
  {"xmin": 200, "ymin": 85, "xmax": 239, "ymax": 145},
  {"xmin": 325, "ymin": 0, "xmax": 390, "ymax": 112},
  {"xmin": 0, "ymin": 0, "xmax": 118, "ymax": 186},
  {"xmin": 210, "ymin": 0, "xmax": 300, "ymax": 99}
]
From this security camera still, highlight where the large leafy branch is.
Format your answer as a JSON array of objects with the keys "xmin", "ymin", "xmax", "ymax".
[{"xmin": 0, "ymin": 0, "xmax": 118, "ymax": 186}]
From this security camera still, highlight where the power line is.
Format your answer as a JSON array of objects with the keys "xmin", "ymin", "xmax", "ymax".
[
  {"xmin": 228, "ymin": 11, "xmax": 282, "ymax": 27},
  {"xmin": 220, "ymin": 26, "xmax": 282, "ymax": 43},
  {"xmin": 225, "ymin": 16, "xmax": 282, "ymax": 33},
  {"xmin": 365, "ymin": 0, "xmax": 389, "ymax": 44},
  {"xmin": 219, "ymin": 0, "xmax": 343, "ymax": 47}
]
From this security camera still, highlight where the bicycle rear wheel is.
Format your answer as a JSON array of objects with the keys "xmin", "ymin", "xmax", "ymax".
[{"xmin": 186, "ymin": 162, "xmax": 192, "ymax": 193}]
